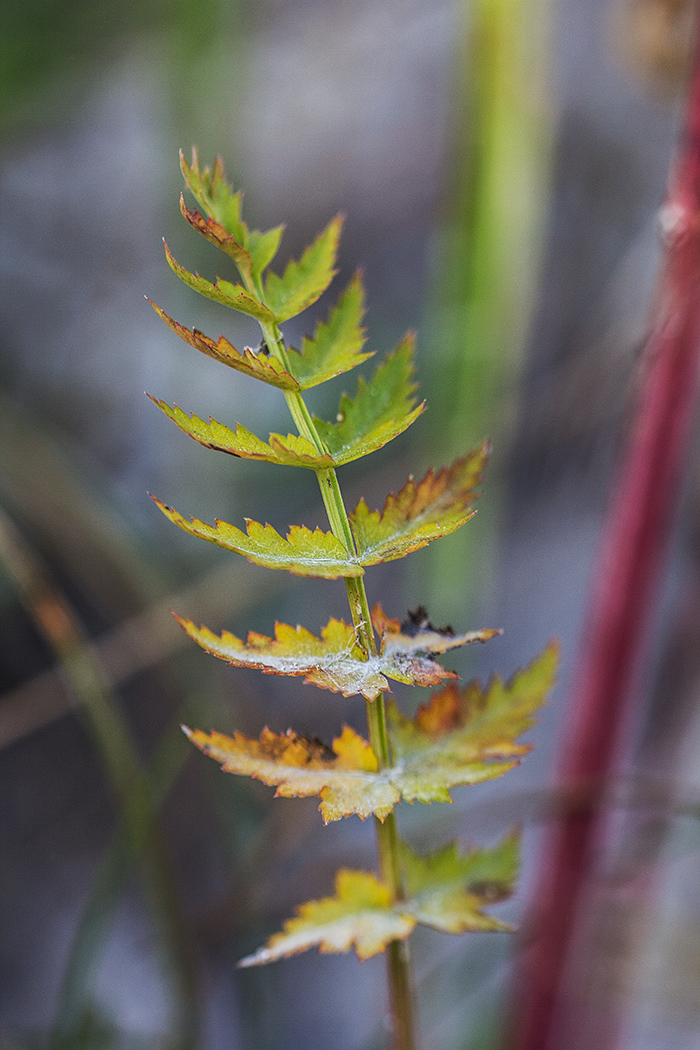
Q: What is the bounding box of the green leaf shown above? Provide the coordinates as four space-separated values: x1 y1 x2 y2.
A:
286 272 373 389
401 834 520 934
163 241 274 324
148 302 299 390
180 151 246 240
238 835 518 965
249 225 286 278
147 394 423 472
148 398 333 468
386 642 559 804
264 215 343 321
150 497 363 578
150 445 492 577
313 335 425 465
408 833 521 903
180 149 284 278
349 443 489 563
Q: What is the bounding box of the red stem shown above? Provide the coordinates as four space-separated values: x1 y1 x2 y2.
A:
509 28 700 1050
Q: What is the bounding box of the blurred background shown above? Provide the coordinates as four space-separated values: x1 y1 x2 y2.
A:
1 0 699 1047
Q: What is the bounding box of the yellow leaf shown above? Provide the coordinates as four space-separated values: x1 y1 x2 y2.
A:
184 646 555 821
174 616 391 699
238 835 519 965
238 869 415 965
184 725 398 823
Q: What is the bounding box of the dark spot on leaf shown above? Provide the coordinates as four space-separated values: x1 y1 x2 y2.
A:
468 881 508 903
248 339 270 356
401 607 455 638
307 736 336 762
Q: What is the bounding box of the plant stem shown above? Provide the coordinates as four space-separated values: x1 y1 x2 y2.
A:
509 27 700 1050
257 308 418 1050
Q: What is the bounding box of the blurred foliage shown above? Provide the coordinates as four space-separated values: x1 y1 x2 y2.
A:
0 392 297 1046
421 0 553 624
0 507 198 1045
0 0 243 140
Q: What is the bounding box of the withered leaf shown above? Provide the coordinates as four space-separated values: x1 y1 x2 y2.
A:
174 616 391 699
372 603 501 658
184 643 556 820
238 834 519 966
174 610 483 699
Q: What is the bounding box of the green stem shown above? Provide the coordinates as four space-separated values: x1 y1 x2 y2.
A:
254 298 417 1050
